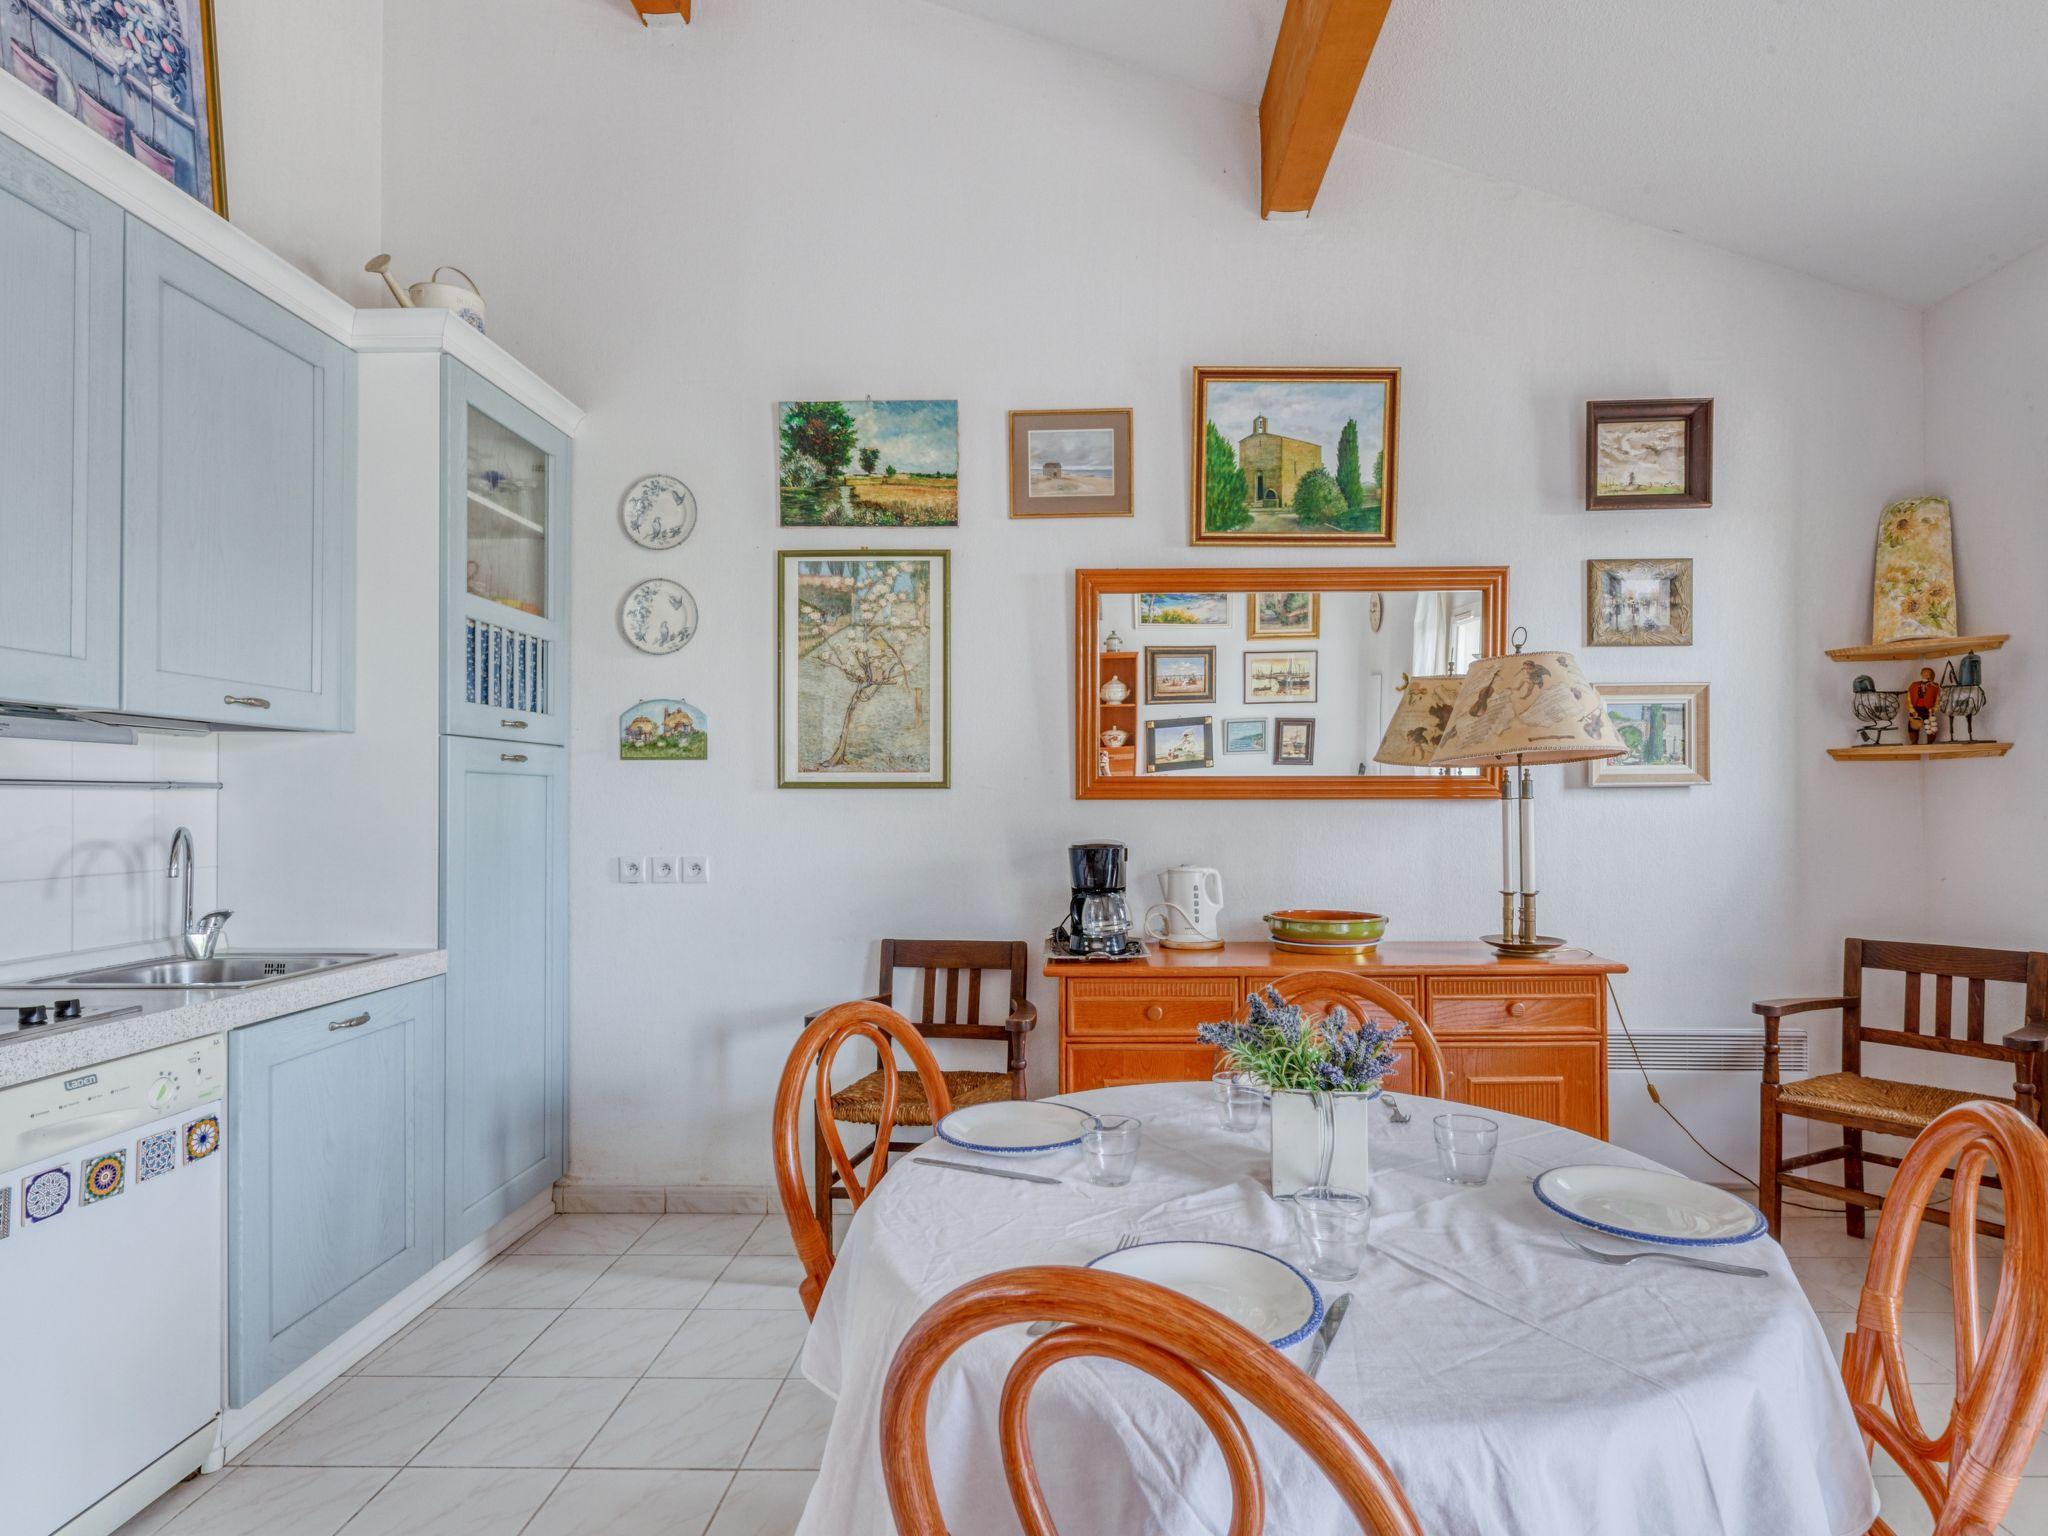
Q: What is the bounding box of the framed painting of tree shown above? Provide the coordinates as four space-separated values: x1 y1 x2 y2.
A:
778 400 958 526
777 551 951 788
1189 367 1400 547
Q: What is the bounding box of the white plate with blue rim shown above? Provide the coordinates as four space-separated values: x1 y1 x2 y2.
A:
1088 1240 1323 1348
935 1101 1093 1157
1533 1164 1767 1247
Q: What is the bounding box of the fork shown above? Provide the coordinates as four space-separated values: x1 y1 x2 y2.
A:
1382 1095 1411 1126
1562 1233 1766 1278
1029 1231 1141 1335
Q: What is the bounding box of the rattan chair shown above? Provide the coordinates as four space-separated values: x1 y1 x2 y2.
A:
1757 939 2048 1237
1269 971 1448 1097
807 939 1037 1257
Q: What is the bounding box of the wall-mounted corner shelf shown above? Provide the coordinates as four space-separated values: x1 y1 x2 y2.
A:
1827 741 2012 763
1824 633 2008 663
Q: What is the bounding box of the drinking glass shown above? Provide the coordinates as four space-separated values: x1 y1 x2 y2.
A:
1082 1115 1143 1186
1433 1113 1500 1186
1213 1071 1262 1134
1293 1185 1372 1281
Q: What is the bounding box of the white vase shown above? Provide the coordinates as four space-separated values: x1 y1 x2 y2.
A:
1270 1089 1375 1198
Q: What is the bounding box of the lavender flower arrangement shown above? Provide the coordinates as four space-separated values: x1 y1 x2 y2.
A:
1197 985 1408 1095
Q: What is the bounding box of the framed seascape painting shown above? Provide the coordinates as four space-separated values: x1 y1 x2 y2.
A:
778 400 958 527
1144 646 1216 705
778 551 949 788
1009 408 1131 518
1587 558 1693 646
1144 716 1214 773
3 0 227 213
1244 650 1318 704
1190 367 1399 546
1247 591 1319 640
1587 684 1709 786
1586 399 1713 510
1273 718 1316 766
1223 718 1267 755
1137 592 1230 627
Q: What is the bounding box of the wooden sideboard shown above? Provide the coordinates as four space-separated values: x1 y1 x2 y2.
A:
1045 942 1627 1139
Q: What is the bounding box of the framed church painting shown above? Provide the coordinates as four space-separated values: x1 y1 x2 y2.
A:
1189 367 1400 548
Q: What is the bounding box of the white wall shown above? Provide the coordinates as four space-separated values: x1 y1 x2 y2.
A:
374 0 1928 1187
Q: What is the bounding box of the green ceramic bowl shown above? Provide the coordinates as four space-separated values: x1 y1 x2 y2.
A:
1263 909 1389 947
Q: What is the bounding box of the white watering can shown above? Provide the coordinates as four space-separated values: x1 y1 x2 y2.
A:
364 255 489 335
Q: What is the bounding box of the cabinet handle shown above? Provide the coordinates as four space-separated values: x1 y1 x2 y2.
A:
501 719 529 729
1143 1005 1164 1022
223 695 271 710
328 1012 371 1032
1506 1001 1528 1018
501 753 528 763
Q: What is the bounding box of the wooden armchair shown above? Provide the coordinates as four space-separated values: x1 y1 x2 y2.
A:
1757 939 2048 1237
1269 971 1448 1098
807 939 1038 1258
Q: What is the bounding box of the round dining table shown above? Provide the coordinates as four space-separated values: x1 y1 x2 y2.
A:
793 1082 1881 1536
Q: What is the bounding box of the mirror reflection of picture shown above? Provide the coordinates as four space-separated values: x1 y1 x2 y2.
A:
1273 718 1316 766
1247 591 1320 639
1145 716 1214 773
1144 646 1217 704
1223 718 1267 754
1138 592 1230 627
1244 650 1318 703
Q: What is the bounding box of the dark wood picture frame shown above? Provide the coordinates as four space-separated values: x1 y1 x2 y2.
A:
1143 716 1215 773
1143 645 1217 705
1585 398 1713 510
1273 717 1316 766
1008 408 1132 518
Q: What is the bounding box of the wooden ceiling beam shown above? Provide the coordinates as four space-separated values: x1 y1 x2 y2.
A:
1259 0 1393 218
630 0 691 24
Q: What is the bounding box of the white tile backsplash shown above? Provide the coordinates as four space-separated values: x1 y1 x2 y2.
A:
0 734 221 969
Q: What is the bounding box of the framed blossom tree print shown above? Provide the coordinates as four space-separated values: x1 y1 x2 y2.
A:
778 551 950 788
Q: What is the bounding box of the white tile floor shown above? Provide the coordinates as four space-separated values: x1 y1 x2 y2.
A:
114 1208 2045 1535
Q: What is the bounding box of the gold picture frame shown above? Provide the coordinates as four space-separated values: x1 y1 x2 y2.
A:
1246 591 1320 640
1189 366 1399 547
1586 558 1693 646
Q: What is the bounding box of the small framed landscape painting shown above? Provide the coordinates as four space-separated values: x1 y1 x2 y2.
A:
1247 591 1320 640
620 698 707 761
1145 646 1216 705
1191 367 1399 547
1009 409 1131 518
1138 592 1230 627
1244 650 1318 704
1273 717 1316 766
1223 718 1267 754
1587 558 1693 646
1144 716 1214 773
1588 684 1709 786
778 551 949 788
778 400 958 527
1586 399 1713 510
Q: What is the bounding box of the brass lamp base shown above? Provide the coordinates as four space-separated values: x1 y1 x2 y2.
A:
1481 932 1567 957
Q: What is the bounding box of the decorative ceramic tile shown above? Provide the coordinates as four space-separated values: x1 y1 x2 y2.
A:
82 1150 126 1204
138 1128 178 1182
184 1114 222 1163
0 1184 10 1240
23 1165 70 1224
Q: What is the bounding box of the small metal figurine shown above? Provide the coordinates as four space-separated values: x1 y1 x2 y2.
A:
1904 665 1943 745
1938 651 1989 741
1851 674 1902 746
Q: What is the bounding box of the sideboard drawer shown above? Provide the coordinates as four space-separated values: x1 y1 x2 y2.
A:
1427 976 1601 1036
1067 977 1241 1039
1065 1041 1221 1091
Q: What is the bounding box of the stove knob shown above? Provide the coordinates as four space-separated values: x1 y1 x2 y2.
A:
16 1005 48 1029
149 1077 176 1108
53 998 82 1021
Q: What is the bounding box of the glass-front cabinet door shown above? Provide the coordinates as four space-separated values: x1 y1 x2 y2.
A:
443 360 570 745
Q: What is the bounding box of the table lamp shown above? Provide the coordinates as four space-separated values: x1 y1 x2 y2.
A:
1372 674 1465 770
1428 631 1625 956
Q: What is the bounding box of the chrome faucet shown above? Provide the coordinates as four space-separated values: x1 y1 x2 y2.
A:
167 826 233 960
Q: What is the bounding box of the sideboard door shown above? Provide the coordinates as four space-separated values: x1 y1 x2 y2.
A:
1444 1041 1603 1138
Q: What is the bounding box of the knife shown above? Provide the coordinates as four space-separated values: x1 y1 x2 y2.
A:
916 1157 1063 1187
1304 1292 1352 1379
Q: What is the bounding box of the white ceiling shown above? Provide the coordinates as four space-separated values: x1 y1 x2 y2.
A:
919 0 2048 307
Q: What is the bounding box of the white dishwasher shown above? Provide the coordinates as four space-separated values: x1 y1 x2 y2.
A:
0 1036 226 1536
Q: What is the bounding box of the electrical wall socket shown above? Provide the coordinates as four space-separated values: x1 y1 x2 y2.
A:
618 856 645 883
681 856 710 885
648 855 680 884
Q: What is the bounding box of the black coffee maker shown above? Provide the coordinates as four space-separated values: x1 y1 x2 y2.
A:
1051 842 1140 958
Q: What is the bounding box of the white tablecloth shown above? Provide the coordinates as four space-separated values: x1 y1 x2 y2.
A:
795 1083 1879 1536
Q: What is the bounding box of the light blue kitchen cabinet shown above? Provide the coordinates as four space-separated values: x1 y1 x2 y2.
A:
443 359 571 747
442 736 568 1248
122 216 357 731
227 979 445 1407
0 136 123 710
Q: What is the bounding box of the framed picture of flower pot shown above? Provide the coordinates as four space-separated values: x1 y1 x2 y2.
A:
1244 649 1318 704
1586 399 1713 510
1247 591 1320 640
1273 717 1316 766
1223 718 1268 754
1145 646 1216 704
1586 558 1693 646
1144 716 1214 773
1190 367 1399 547
1009 408 1132 518
778 551 949 788
1587 683 1709 786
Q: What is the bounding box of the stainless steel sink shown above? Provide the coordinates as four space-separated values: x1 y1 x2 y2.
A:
33 950 396 990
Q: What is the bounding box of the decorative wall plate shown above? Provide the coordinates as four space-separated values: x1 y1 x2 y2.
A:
83 1151 125 1204
138 1129 178 1182
23 1166 70 1223
621 697 707 760
621 579 699 654
184 1115 221 1163
622 474 698 550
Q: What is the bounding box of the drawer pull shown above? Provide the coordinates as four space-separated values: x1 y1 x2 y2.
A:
502 719 529 729
327 1012 371 1032
223 695 271 710
1143 1005 1165 1022
1506 1001 1528 1018
501 753 528 763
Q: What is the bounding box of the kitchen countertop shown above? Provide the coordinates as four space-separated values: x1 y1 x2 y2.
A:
0 949 449 1089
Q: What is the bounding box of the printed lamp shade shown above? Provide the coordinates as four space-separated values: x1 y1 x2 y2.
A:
1431 650 1627 766
1373 674 1465 766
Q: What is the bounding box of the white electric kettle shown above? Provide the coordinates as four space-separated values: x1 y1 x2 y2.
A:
1145 865 1225 950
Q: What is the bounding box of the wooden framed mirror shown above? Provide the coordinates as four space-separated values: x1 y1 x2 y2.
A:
1075 566 1508 800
